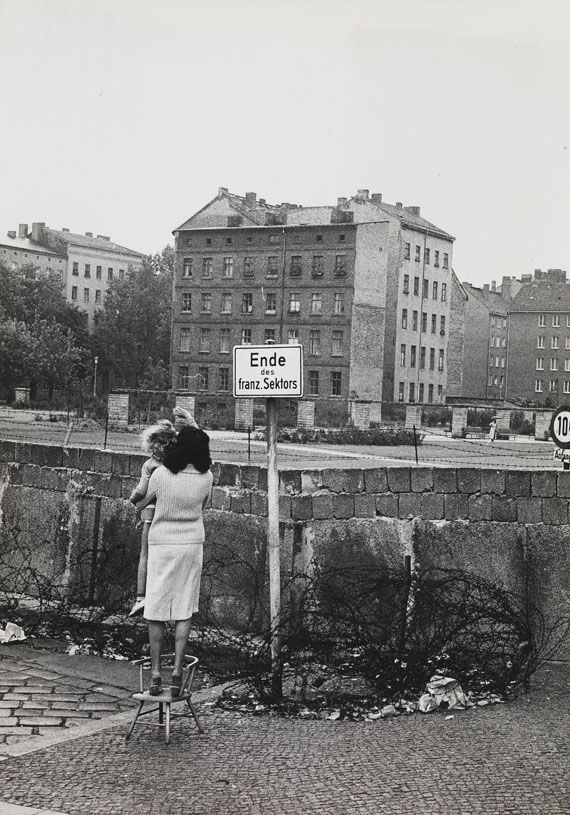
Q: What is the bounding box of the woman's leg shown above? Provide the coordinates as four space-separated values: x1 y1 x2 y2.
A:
136 524 150 597
172 617 192 678
148 620 165 679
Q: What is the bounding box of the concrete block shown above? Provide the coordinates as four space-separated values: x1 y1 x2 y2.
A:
279 471 302 494
291 495 313 520
387 468 411 493
0 440 16 462
516 497 542 524
399 493 423 518
480 470 505 494
492 497 518 522
526 525 570 659
211 486 231 511
531 471 557 497
210 461 222 484
73 471 122 498
15 442 62 468
541 498 568 526
505 471 531 497
410 467 433 493
433 469 457 493
258 468 268 492
557 471 570 497
218 463 240 487
457 468 481 495
231 492 252 514
312 517 407 576
375 493 399 518
444 494 469 520
469 494 493 521
279 495 291 521
333 494 355 519
364 468 388 493
421 493 444 519
250 492 268 516
92 450 115 474
110 452 131 476
321 469 364 493
301 470 322 493
239 465 260 489
354 493 377 518
128 453 148 477
312 493 334 519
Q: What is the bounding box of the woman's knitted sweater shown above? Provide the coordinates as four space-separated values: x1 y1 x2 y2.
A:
136 464 213 545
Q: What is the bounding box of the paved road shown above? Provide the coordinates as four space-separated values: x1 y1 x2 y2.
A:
0 640 568 815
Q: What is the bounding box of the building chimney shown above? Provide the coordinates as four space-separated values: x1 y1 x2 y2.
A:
7 230 16 239
97 234 110 241
395 202 403 209
62 228 69 233
258 198 266 206
370 193 383 203
405 205 421 217
491 281 496 291
483 284 490 292
18 223 28 239
85 232 93 237
337 197 347 207
31 222 45 241
218 186 228 195
356 188 369 200
244 192 257 207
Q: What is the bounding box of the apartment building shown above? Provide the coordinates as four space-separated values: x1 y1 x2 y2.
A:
1 222 143 329
171 187 456 419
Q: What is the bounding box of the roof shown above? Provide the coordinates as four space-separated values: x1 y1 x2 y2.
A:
463 283 508 314
0 234 64 256
175 189 286 232
351 198 454 240
44 228 142 257
509 282 570 313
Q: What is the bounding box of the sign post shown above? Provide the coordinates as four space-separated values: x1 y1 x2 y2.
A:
550 405 570 469
233 344 303 698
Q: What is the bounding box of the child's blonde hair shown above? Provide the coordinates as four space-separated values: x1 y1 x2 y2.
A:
140 423 177 461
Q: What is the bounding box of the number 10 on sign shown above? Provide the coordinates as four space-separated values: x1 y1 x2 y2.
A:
550 406 570 448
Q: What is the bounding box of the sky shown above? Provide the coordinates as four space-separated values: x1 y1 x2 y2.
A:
0 0 569 288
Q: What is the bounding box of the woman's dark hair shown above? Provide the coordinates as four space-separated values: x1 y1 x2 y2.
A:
163 427 212 474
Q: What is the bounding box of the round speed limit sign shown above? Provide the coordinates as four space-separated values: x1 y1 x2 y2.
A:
550 406 570 449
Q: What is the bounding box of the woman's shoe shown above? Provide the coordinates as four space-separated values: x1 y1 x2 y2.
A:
148 676 162 696
129 597 145 618
170 674 183 698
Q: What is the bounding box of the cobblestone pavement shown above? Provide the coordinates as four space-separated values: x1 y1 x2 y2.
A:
0 656 568 815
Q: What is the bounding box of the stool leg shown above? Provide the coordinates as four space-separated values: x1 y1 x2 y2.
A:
165 703 171 744
158 702 164 724
187 700 205 734
125 701 145 742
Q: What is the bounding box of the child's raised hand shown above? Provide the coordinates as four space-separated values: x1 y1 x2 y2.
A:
173 406 198 429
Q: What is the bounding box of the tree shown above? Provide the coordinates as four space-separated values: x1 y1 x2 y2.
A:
0 316 35 393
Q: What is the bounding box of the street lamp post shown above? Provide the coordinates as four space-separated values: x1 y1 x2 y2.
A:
93 356 99 397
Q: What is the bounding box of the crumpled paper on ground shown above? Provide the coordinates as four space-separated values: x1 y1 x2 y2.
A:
0 622 26 644
418 674 472 713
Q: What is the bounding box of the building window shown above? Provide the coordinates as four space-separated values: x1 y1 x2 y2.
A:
334 255 347 276
403 274 409 294
219 368 229 392
552 336 560 349
267 256 279 277
206 237 212 246
96 266 102 279
221 292 232 314
404 243 410 260
536 358 544 370
537 336 545 348
437 384 443 402
72 262 79 276
538 315 546 327
421 312 428 332
431 314 437 334
412 310 418 331
84 264 91 278
401 308 408 329
289 292 300 313
535 379 543 392
178 366 190 389
330 371 342 396
311 255 324 277
410 345 417 368
565 359 570 372
418 383 425 403
502 337 506 347
201 293 212 313
316 234 323 243
333 292 345 315
332 330 343 356
422 279 429 299
415 245 421 262
438 349 445 371
440 316 446 335
180 327 191 351
290 256 302 277
119 269 125 281
339 234 346 242
243 257 254 277
202 258 213 278
265 328 276 343
288 329 299 344
441 283 447 302
182 292 192 312
564 381 570 394
292 234 301 244
553 315 561 327
430 348 435 370
434 250 440 268
409 382 415 402
420 346 426 369
83 288 89 302
108 268 113 281
398 382 405 402
500 357 505 368
413 276 419 296
400 344 406 366
199 328 211 353
425 248 430 265
428 384 434 403
95 289 101 304
219 329 231 354
241 328 252 344
268 234 281 245
183 258 193 278
495 356 500 367
431 281 438 300
311 293 322 314
198 367 209 391
309 329 321 355
550 379 558 392
225 237 233 245
550 358 558 371
266 292 277 313
242 292 253 314
443 253 449 269
491 315 496 327
71 286 78 300
308 370 319 396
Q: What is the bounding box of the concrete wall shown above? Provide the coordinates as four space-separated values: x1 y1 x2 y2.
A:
0 440 568 658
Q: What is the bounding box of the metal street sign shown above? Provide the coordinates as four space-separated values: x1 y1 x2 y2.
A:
550 405 570 449
233 344 303 398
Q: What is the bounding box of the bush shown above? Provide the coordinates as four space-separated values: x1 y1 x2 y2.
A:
274 427 421 446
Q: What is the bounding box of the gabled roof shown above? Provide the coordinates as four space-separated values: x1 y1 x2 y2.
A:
463 282 508 314
174 189 285 232
509 282 570 312
0 233 64 256
45 228 142 257
350 197 454 240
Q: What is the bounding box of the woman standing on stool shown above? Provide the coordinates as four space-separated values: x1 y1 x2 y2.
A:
136 426 213 696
